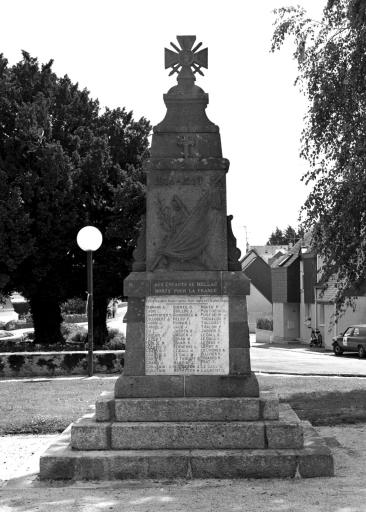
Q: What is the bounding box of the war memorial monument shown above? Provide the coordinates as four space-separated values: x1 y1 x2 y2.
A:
40 36 334 480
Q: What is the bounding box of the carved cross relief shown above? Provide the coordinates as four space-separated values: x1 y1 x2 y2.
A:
177 135 196 158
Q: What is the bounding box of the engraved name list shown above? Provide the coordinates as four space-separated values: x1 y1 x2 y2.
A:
145 296 229 375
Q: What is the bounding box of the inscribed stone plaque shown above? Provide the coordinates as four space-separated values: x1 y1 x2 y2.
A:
152 280 220 295
145 295 229 375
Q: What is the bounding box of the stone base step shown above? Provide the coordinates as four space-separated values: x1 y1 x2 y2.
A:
114 374 259 398
95 392 279 422
40 422 334 480
71 414 303 451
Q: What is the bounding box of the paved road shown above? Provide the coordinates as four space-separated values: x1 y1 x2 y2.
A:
106 305 127 335
251 337 366 376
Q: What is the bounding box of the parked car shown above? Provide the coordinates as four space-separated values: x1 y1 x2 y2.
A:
332 325 366 358
0 330 26 344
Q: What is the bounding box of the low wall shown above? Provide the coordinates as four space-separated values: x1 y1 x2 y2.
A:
0 350 124 378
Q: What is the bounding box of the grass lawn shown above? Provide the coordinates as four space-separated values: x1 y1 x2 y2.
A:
0 376 116 434
1 374 366 434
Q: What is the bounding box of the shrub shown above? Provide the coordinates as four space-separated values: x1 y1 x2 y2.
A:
70 329 88 344
24 312 33 324
61 323 79 338
33 342 66 352
256 317 273 331
61 298 86 315
0 324 125 352
4 320 17 331
61 323 87 345
103 328 126 350
0 341 35 352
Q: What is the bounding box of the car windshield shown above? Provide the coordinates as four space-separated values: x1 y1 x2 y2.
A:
343 327 354 336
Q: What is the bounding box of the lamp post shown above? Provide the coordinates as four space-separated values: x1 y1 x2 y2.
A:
76 226 103 377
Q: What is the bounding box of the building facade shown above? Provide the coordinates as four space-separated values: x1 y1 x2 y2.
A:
240 249 273 332
272 235 366 349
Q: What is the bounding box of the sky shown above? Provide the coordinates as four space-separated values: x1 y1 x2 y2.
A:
1 0 325 251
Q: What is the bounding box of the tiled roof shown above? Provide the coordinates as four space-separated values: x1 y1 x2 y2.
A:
240 249 272 303
240 249 259 271
248 245 290 264
272 246 299 268
271 231 314 269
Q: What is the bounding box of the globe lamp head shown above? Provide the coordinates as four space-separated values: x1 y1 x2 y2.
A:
77 226 103 252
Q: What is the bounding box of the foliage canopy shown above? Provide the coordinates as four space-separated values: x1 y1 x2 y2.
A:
272 0 366 309
0 51 151 343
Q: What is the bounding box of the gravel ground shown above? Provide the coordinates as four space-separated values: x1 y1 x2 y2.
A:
0 434 58 483
0 424 365 511
0 372 365 510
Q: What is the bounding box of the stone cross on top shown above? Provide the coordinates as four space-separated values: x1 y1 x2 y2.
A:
165 35 208 82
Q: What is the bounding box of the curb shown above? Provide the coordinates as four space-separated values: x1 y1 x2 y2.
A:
255 371 366 378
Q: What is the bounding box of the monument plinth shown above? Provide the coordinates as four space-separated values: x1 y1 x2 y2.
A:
40 36 334 480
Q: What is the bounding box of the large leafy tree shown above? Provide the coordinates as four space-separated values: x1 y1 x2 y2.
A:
0 53 81 342
71 109 150 344
0 52 150 344
271 0 366 309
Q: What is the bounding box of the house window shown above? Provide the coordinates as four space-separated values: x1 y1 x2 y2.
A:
319 303 325 326
278 254 292 267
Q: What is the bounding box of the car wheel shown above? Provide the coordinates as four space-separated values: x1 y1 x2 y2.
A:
358 345 366 358
333 344 343 356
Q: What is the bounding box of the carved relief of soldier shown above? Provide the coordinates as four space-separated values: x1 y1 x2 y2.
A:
152 175 225 271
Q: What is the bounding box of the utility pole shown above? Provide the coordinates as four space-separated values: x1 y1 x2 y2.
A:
243 225 249 253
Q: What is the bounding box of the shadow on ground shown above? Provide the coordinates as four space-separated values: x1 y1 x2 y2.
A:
1 424 366 512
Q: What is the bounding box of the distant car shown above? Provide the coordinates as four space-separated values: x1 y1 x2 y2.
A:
332 325 366 358
0 330 26 344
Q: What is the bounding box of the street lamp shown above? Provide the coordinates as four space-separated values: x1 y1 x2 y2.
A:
76 226 103 377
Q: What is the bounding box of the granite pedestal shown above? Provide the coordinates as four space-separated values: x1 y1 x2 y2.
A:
40 396 333 479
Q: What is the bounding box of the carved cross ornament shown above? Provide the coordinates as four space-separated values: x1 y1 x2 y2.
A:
165 35 208 80
177 135 195 158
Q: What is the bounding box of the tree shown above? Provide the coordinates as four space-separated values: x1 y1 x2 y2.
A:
267 227 285 245
0 53 81 342
271 0 366 310
70 109 150 344
267 225 302 245
0 52 151 344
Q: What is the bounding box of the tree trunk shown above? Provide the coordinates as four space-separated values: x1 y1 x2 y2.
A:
93 295 109 347
30 294 63 345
